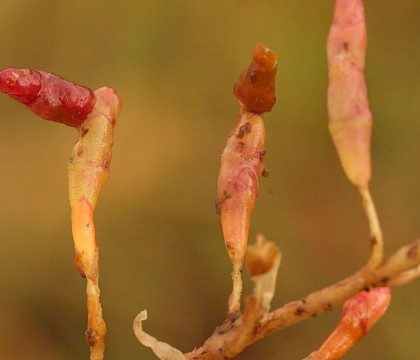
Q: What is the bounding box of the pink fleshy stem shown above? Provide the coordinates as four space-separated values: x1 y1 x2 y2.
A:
327 0 383 270
217 44 277 315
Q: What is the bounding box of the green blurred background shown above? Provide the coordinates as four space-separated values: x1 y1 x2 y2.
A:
0 1 419 359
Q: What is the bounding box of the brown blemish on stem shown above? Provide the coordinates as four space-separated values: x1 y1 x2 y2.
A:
215 200 222 216
324 302 333 312
370 235 377 248
215 189 232 216
294 306 309 316
235 141 246 152
261 168 270 177
81 127 89 137
380 276 390 285
86 328 97 347
236 122 252 139
74 251 86 278
76 147 84 157
407 242 418 259
343 41 349 51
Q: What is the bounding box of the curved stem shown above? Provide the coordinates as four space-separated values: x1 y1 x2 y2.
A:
72 198 106 360
359 186 384 270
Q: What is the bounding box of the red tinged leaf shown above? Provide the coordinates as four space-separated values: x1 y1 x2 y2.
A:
234 43 278 115
0 67 95 127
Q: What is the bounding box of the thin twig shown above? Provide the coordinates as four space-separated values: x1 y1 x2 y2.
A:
254 238 419 342
182 238 420 360
359 186 384 270
388 265 420 287
134 238 420 360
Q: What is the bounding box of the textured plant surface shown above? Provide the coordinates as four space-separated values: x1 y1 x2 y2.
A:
0 0 418 359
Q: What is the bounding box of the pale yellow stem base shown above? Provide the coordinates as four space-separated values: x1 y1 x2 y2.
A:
359 186 384 270
228 262 243 316
71 198 106 360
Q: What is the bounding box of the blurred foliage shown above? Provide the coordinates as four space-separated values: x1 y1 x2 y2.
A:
0 1 419 359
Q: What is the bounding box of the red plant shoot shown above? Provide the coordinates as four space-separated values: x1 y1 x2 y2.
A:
217 43 277 314
0 67 95 127
0 67 122 360
305 287 391 360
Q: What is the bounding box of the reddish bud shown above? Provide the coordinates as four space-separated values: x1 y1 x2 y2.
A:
341 287 391 333
307 287 391 360
0 68 95 127
234 43 278 114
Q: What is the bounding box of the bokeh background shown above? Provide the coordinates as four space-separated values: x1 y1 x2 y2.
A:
0 1 419 359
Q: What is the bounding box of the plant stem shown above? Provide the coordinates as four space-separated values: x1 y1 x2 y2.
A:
359 186 384 270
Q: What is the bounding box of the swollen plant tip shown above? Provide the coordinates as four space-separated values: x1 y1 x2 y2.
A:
0 67 121 360
217 43 278 315
327 0 371 189
305 288 391 360
327 0 384 270
0 67 96 127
